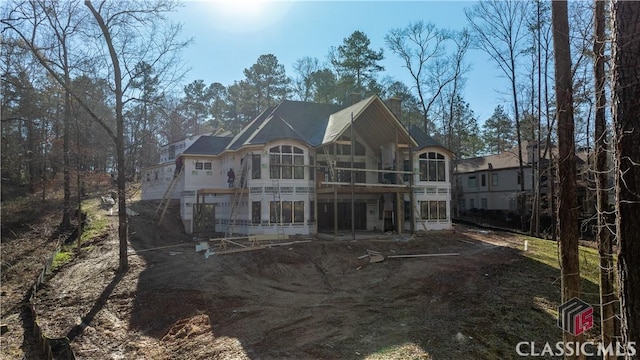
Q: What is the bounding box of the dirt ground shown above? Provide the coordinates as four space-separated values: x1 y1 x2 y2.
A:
2 185 560 360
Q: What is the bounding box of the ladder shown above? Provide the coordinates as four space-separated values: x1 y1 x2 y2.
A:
271 175 286 240
322 146 336 182
226 155 251 238
156 166 184 225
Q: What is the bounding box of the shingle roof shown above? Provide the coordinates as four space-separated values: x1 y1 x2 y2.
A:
247 115 307 145
226 106 276 150
194 96 450 155
455 141 558 173
181 135 233 156
455 152 521 173
225 101 346 150
408 124 448 151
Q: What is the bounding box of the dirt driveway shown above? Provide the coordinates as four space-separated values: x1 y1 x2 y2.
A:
10 197 558 359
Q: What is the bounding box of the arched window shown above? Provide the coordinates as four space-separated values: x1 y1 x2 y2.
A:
419 152 446 182
270 145 304 179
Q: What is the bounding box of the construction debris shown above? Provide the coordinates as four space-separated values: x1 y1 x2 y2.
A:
196 237 311 258
359 250 460 263
387 253 459 259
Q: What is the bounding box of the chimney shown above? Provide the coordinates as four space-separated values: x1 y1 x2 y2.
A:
386 97 402 121
348 92 362 105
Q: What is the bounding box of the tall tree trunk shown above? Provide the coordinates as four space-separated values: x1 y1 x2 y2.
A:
593 0 617 355
552 1 582 356
510 58 526 232
61 77 72 229
86 0 128 272
611 0 640 352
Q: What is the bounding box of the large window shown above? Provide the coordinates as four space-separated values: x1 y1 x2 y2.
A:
270 201 305 224
294 201 304 223
252 154 261 179
252 201 261 224
419 152 446 182
270 145 304 179
420 201 448 220
270 201 280 223
282 201 292 223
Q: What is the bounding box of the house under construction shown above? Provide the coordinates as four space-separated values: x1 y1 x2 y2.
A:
141 95 453 237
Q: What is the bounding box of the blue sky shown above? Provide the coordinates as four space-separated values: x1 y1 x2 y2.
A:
170 1 509 123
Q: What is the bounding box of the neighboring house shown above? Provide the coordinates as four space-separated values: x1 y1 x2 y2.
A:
142 95 453 235
454 141 596 225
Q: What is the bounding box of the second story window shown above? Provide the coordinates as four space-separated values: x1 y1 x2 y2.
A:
252 153 261 179
468 175 477 188
419 152 446 182
270 145 304 179
491 173 499 186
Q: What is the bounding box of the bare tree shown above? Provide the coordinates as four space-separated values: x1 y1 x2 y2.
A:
385 21 469 134
84 0 189 272
2 0 89 229
3 0 189 272
465 0 533 230
593 0 617 354
552 1 582 356
292 56 321 102
610 0 640 351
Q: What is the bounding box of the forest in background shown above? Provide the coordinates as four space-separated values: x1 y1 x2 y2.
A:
1 1 639 358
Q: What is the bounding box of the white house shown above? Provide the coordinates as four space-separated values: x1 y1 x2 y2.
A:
142 95 453 235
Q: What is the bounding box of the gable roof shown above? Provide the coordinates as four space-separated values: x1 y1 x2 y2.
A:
181 135 233 156
203 95 449 155
322 96 417 150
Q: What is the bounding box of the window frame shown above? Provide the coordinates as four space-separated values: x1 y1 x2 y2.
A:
252 201 261 224
468 175 477 188
491 173 499 186
269 145 305 180
420 200 448 221
419 152 446 182
294 201 304 223
252 154 261 179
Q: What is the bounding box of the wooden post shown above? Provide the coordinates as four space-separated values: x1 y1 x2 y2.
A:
334 186 338 236
396 191 403 234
